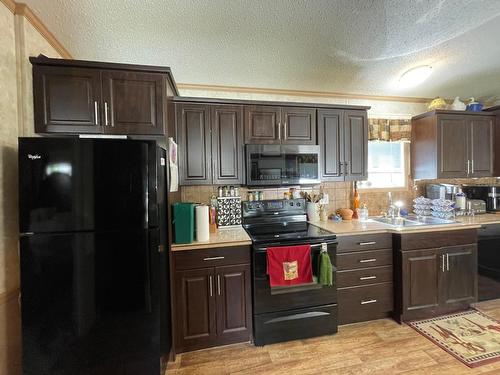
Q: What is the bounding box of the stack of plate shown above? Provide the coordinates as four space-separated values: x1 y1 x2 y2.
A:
413 197 432 216
431 199 455 219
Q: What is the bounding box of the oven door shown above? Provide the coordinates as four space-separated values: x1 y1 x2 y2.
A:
246 145 320 186
253 241 337 314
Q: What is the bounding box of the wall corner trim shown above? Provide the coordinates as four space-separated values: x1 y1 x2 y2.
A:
1 0 73 59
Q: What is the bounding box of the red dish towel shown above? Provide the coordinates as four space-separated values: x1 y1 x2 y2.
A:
267 244 313 287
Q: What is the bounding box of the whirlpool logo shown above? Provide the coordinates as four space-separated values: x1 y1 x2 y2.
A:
28 154 41 160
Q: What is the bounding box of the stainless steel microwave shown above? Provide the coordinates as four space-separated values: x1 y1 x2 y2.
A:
245 144 320 186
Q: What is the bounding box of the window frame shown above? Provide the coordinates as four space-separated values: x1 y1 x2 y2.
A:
358 141 410 192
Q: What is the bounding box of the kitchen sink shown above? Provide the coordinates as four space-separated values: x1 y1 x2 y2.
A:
371 215 456 227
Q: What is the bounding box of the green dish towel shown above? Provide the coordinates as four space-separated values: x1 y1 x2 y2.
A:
318 251 333 286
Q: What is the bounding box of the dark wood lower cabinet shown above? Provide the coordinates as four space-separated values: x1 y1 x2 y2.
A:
216 265 252 343
394 230 478 322
172 247 252 353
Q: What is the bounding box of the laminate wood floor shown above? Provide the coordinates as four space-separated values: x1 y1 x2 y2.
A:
166 299 500 375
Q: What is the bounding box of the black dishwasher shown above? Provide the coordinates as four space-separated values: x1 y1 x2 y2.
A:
477 224 500 301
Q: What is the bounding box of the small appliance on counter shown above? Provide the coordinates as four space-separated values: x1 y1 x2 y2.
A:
426 183 460 200
467 199 487 214
462 185 500 213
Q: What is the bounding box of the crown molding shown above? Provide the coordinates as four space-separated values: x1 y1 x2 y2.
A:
0 0 15 13
177 83 433 104
1 0 72 58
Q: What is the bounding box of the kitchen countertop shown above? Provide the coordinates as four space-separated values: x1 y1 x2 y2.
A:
311 216 489 236
170 226 252 251
170 214 500 251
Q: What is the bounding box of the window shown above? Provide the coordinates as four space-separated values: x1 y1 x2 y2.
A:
358 141 408 190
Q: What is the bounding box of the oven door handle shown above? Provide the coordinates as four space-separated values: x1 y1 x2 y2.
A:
253 242 334 253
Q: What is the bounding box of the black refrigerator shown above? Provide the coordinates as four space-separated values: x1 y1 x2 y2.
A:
18 137 171 375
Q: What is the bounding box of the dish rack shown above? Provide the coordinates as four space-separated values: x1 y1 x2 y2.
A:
216 196 242 228
413 196 455 219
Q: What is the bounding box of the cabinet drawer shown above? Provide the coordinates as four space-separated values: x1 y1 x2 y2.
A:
338 283 393 324
173 246 251 270
337 249 392 270
395 229 477 251
337 266 393 288
337 233 392 253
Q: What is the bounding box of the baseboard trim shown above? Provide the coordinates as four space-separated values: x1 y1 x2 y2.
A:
0 288 20 306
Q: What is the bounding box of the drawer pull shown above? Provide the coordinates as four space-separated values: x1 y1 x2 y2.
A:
358 241 376 246
360 299 378 305
359 258 377 263
203 256 225 261
360 276 377 281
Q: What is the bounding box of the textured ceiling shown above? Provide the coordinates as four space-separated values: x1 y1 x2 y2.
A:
22 0 500 100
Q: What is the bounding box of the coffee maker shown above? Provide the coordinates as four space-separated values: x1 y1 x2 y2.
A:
462 185 500 213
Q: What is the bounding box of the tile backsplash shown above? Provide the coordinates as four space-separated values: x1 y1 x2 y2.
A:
180 177 500 217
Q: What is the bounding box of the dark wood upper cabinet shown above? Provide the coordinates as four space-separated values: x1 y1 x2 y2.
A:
31 56 177 136
469 117 494 177
281 107 316 144
176 103 212 185
317 109 368 182
344 110 368 181
33 65 103 133
215 264 252 343
244 106 281 144
411 111 495 179
317 110 343 181
174 268 216 353
211 106 244 184
102 71 164 135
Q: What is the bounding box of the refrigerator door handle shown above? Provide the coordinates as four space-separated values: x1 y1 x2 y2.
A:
20 232 34 237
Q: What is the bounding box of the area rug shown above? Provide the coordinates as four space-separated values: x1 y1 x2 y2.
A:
408 310 500 368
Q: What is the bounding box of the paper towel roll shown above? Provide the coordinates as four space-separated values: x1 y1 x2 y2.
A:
195 205 210 242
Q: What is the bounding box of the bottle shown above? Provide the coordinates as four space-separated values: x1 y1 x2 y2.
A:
352 182 360 219
455 188 466 211
209 196 218 233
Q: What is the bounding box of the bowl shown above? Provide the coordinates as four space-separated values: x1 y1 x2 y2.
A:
337 208 353 221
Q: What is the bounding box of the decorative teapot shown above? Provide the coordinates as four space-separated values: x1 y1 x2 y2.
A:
451 97 466 111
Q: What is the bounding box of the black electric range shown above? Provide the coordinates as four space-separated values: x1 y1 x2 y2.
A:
242 198 338 346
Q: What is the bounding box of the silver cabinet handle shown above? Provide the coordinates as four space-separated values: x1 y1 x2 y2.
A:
339 161 343 175
277 122 281 140
217 274 221 295
442 254 445 272
104 102 110 126
467 160 470 175
471 159 474 174
361 299 377 305
283 122 287 139
203 256 225 261
359 241 376 246
447 253 450 271
360 276 377 281
359 258 376 263
94 101 99 125
209 275 213 297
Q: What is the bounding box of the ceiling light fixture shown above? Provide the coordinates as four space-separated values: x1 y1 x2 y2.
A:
399 65 433 88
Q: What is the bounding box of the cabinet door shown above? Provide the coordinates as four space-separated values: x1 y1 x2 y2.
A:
440 244 477 306
176 103 212 185
281 107 316 144
437 115 469 178
211 106 244 184
32 65 102 133
215 264 252 344
102 70 164 135
244 106 281 144
469 117 494 177
317 109 344 181
174 268 216 353
344 110 368 181
402 249 440 314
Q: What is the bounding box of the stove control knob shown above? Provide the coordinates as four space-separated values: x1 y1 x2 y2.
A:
289 202 294 206
296 202 301 207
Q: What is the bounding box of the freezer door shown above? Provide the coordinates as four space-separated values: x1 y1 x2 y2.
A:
20 231 159 375
19 138 148 233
